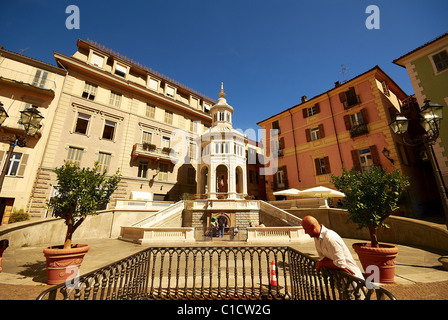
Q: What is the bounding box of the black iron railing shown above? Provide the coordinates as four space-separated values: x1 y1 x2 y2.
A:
36 246 395 300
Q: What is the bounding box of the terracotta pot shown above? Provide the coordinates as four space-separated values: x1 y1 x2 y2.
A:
43 244 90 285
352 243 398 284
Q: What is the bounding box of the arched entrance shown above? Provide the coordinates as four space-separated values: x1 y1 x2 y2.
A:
216 164 228 197
199 166 209 195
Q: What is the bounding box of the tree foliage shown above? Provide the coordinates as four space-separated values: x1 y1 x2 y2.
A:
330 166 409 247
47 162 121 249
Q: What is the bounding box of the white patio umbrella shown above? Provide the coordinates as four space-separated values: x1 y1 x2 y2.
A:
298 186 345 198
273 188 302 196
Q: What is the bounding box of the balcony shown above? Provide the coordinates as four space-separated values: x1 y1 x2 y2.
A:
0 66 56 95
131 143 178 163
350 123 369 138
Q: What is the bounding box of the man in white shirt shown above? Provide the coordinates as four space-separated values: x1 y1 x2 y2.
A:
301 215 364 279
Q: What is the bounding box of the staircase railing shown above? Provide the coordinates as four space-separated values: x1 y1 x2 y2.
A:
36 246 395 300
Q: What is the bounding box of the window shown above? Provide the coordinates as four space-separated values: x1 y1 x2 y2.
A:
67 147 84 166
166 86 175 98
314 157 331 175
358 148 373 172
158 163 168 181
146 104 155 118
339 87 360 109
189 142 196 162
148 78 158 91
310 127 320 141
345 109 369 138
350 112 364 126
302 103 320 118
276 169 285 187
248 147 257 164
98 152 111 173
306 124 325 142
272 120 280 135
142 131 152 144
138 161 148 178
32 69 48 88
91 53 104 68
204 103 211 113
74 113 91 135
82 82 97 100
5 153 27 176
109 91 122 107
164 111 173 124
114 64 127 77
102 120 116 140
190 120 198 133
162 136 170 148
432 50 448 72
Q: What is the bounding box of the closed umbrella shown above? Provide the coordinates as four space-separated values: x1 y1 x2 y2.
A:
273 188 302 196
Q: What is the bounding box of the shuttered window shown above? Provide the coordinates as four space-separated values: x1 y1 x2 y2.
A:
432 50 448 72
67 147 84 166
91 53 104 68
97 152 111 173
5 153 28 177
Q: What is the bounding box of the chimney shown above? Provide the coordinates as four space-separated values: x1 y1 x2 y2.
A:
301 96 308 103
334 81 342 88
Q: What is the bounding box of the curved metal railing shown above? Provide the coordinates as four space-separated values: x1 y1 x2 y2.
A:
36 246 395 300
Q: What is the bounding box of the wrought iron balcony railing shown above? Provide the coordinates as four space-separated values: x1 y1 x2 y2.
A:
37 246 395 300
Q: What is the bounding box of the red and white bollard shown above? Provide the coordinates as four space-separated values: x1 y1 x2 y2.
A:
270 260 277 287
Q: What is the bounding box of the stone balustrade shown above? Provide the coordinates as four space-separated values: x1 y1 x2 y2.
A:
120 226 195 244
246 226 307 243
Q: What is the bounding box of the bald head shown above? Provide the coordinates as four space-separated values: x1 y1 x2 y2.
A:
302 215 321 238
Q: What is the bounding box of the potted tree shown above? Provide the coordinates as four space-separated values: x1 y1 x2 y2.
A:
330 166 409 283
44 161 121 285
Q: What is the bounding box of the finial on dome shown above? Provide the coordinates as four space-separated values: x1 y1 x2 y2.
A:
218 82 226 98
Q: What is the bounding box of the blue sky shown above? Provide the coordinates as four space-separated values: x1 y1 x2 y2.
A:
1 0 447 136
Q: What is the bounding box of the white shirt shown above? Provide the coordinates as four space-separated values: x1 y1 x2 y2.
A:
314 225 364 279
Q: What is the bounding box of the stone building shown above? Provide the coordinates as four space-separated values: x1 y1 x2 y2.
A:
0 46 66 224
27 39 215 218
257 65 442 219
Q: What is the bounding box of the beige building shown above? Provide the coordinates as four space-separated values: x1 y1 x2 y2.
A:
28 39 214 218
0 46 66 224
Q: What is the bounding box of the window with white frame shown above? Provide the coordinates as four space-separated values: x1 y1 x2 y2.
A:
138 161 148 178
109 91 122 107
102 120 116 140
310 127 320 141
307 105 317 117
166 86 175 98
350 112 364 126
114 64 127 77
148 78 158 91
358 148 373 172
82 82 98 100
162 136 171 148
6 153 23 176
74 113 91 135
91 52 104 68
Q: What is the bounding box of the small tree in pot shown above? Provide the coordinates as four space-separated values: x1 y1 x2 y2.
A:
330 166 409 283
44 161 121 284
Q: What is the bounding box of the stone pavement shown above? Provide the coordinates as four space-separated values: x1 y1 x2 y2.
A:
0 237 447 300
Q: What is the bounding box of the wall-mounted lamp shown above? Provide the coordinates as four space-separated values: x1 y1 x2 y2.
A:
382 147 394 164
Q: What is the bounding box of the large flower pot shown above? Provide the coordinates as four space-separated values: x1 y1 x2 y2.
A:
43 244 90 285
352 243 398 284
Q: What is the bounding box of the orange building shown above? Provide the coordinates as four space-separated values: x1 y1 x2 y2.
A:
258 66 441 218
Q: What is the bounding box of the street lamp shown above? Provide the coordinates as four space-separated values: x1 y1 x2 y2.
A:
0 103 44 192
389 97 447 228
0 103 8 127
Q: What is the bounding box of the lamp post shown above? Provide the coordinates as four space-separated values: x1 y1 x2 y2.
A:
0 104 44 192
389 97 448 229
